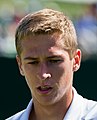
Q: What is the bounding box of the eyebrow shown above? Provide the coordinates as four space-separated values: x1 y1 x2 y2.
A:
24 55 61 60
24 57 38 60
47 55 61 59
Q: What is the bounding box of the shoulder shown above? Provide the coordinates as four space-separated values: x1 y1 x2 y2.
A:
82 98 97 119
73 88 97 119
5 110 25 120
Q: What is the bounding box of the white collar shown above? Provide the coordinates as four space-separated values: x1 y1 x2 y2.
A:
20 87 81 120
20 100 33 120
20 87 97 120
63 87 84 120
64 87 97 120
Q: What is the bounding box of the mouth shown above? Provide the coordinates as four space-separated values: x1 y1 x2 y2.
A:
37 85 53 94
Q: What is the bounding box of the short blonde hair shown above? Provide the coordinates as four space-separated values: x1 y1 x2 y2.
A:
15 8 78 58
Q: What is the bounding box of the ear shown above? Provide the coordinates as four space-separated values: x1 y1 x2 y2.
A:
73 49 81 72
16 55 24 76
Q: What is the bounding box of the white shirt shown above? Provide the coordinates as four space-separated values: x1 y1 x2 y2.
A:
6 88 97 120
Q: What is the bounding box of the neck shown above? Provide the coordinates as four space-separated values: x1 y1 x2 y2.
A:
29 88 73 120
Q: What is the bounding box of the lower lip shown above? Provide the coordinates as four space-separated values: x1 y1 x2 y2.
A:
37 88 53 95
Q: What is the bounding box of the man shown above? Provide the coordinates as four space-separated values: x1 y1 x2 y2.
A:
6 8 97 120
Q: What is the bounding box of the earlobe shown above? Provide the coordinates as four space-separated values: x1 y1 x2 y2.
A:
73 49 81 72
16 55 24 76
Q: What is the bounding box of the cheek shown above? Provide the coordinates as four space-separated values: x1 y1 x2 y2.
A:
53 63 73 83
51 64 66 82
23 64 36 75
22 65 36 86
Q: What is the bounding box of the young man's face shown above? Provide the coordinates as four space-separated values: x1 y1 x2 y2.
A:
16 32 81 106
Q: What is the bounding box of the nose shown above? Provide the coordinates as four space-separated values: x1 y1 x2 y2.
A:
37 63 51 81
42 73 51 78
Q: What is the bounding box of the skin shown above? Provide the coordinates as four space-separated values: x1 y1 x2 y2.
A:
16 32 81 120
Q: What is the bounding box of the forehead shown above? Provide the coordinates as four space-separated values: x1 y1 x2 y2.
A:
22 32 63 48
25 32 62 44
21 33 66 57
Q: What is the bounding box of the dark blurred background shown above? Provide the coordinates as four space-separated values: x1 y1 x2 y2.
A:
0 0 97 120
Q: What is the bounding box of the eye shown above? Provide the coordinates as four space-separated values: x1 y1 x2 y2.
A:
48 59 63 64
28 61 39 65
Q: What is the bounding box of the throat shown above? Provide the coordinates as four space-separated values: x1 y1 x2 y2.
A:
29 87 73 120
29 102 69 120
